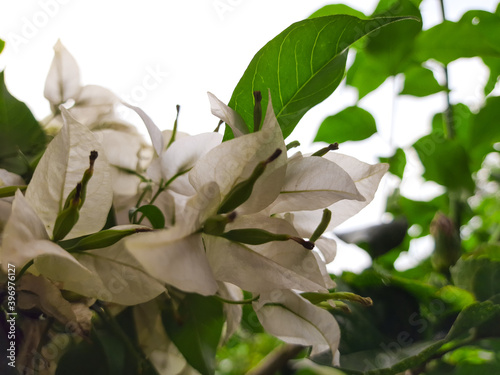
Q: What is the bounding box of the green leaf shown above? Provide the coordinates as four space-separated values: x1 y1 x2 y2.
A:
346 52 389 99
338 339 446 375
380 148 406 179
365 0 422 75
446 299 500 341
451 245 500 302
161 293 224 375
0 39 4 54
482 57 500 95
468 96 500 166
400 65 445 97
129 204 165 229
0 71 46 175
314 106 377 143
413 136 474 193
336 299 500 374
228 15 417 139
415 10 500 65
56 334 108 375
309 5 367 20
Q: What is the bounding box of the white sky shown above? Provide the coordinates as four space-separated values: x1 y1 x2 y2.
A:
0 0 498 273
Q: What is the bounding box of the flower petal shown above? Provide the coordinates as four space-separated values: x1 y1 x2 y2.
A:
25 109 113 239
44 40 81 107
291 155 389 236
122 102 164 157
254 290 340 362
205 234 327 293
70 239 166 305
207 92 248 137
189 95 286 214
126 230 218 296
268 155 364 214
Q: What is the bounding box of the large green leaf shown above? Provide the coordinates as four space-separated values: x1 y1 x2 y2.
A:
314 106 377 144
309 5 367 20
228 15 416 139
0 71 46 175
162 293 224 375
415 10 500 65
413 136 474 193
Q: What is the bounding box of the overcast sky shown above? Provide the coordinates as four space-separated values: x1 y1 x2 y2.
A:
1 0 498 272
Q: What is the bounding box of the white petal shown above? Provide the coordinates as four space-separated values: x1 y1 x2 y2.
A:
71 239 166 305
254 290 340 362
218 282 243 343
154 132 223 195
69 84 118 126
1 190 50 270
189 96 286 214
315 237 337 264
207 92 248 137
122 102 164 157
25 109 113 239
44 40 81 106
0 169 24 187
126 230 218 296
268 156 364 214
204 235 327 293
225 215 328 288
291 155 389 236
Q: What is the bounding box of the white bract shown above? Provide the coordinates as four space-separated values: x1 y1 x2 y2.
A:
0 112 165 305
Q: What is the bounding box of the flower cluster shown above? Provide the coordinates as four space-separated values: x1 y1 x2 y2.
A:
0 42 388 374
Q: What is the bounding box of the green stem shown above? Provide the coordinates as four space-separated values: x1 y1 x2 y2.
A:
15 260 34 281
136 169 191 225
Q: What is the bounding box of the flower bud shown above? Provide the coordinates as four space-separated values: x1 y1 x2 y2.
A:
64 228 151 252
218 148 282 214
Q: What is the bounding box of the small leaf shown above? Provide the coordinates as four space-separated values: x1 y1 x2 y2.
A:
413 136 474 193
228 15 416 139
400 65 445 97
379 148 406 179
0 39 4 54
314 106 377 144
161 293 224 375
129 204 165 229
